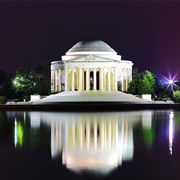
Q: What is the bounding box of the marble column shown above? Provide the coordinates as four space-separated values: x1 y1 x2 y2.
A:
51 69 54 92
108 67 111 91
126 68 128 91
100 68 104 91
65 67 69 91
128 69 132 83
114 67 117 91
129 69 132 82
54 70 57 92
78 68 82 91
103 69 106 91
71 68 75 91
121 68 124 91
86 68 90 91
93 68 97 91
58 69 61 92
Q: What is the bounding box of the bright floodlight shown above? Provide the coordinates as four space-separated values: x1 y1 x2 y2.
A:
169 80 173 84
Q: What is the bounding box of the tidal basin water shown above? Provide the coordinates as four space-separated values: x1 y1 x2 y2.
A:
0 109 180 180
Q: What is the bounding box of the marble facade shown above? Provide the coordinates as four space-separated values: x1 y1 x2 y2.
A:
51 40 133 93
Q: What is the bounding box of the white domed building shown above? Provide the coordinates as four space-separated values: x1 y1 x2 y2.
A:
31 40 150 103
51 40 133 93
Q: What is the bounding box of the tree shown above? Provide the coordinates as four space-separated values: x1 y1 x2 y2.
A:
128 75 143 95
173 90 180 102
35 60 51 95
13 67 40 96
141 70 156 96
128 69 143 95
0 96 6 104
12 60 51 99
0 71 14 98
128 69 156 96
155 78 172 100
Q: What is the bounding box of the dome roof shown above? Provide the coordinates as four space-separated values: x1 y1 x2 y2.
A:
67 40 116 53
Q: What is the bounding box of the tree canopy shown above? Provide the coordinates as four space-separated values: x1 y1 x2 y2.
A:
128 69 156 96
13 67 40 94
12 62 51 99
173 90 180 102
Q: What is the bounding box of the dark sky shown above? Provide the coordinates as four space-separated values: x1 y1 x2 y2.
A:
1 0 180 79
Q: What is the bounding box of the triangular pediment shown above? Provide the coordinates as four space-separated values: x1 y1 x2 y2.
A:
66 55 117 63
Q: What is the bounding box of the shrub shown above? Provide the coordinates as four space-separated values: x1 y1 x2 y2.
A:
0 96 6 104
173 90 180 102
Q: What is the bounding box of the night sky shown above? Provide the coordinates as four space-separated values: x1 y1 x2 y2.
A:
1 0 180 79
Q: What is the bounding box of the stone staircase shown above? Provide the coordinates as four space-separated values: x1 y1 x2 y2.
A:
32 91 152 104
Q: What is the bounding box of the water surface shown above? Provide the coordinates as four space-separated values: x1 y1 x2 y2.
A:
0 110 180 180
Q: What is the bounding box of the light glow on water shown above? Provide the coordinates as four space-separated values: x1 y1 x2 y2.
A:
169 111 174 155
14 119 24 148
14 119 17 147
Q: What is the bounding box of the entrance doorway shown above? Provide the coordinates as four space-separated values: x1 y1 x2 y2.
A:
83 71 100 91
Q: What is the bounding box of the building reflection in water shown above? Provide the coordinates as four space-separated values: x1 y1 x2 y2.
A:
14 111 153 175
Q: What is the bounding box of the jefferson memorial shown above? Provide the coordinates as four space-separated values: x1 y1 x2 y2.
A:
51 40 133 93
32 40 150 103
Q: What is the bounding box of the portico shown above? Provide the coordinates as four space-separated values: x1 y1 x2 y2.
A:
64 66 118 91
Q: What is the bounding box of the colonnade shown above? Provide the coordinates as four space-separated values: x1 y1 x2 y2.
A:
65 67 118 92
51 67 132 93
51 69 62 92
121 68 132 91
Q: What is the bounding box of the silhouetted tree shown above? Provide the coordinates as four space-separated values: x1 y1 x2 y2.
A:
0 71 14 98
35 60 51 95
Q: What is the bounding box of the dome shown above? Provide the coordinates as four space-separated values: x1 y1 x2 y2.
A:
67 40 116 53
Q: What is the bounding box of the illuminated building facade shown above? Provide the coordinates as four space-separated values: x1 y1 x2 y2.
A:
51 40 133 93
